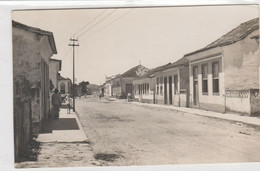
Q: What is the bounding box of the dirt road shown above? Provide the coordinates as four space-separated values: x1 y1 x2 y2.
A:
76 97 260 166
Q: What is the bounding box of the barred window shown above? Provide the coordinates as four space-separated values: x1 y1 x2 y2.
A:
212 62 219 94
174 75 178 95
202 64 208 94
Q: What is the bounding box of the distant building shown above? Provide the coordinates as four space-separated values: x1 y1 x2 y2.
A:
49 59 62 108
13 21 57 161
133 63 170 103
57 73 72 94
133 57 189 107
110 65 149 98
49 58 62 90
185 17 260 115
104 76 114 97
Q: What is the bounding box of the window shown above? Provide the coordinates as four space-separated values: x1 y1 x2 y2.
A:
138 84 141 95
147 83 149 94
212 62 219 94
60 83 66 94
174 75 178 95
202 64 208 94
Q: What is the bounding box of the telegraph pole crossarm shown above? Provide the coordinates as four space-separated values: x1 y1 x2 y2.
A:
68 38 79 112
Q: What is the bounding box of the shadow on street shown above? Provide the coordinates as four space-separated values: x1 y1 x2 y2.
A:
41 118 79 133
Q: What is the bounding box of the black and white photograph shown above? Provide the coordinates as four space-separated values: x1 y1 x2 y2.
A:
5 2 260 170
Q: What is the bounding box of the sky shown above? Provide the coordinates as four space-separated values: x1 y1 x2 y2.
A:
12 5 258 85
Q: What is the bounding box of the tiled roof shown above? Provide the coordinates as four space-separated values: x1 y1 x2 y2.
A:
138 63 172 79
185 17 259 56
162 57 189 70
121 65 149 77
13 20 57 54
136 57 188 79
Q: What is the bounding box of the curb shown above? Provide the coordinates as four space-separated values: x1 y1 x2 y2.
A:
104 97 260 128
131 102 260 128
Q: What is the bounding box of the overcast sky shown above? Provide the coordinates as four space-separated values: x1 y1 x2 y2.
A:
12 5 258 85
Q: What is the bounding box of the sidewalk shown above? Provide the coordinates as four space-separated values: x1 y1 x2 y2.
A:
105 97 260 127
37 108 88 143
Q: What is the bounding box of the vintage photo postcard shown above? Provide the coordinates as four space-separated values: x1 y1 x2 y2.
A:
11 4 260 169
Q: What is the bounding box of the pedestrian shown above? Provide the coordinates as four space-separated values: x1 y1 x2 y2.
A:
51 89 61 119
99 93 102 100
66 95 72 114
127 92 132 102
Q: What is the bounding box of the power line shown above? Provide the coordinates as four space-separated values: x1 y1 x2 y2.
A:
60 47 72 60
80 9 133 42
77 9 117 38
74 9 107 37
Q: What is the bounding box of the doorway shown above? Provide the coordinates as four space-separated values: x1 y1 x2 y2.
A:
193 66 199 107
169 76 172 105
164 77 167 104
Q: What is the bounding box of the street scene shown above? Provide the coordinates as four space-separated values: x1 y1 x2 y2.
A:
16 96 260 168
12 5 260 169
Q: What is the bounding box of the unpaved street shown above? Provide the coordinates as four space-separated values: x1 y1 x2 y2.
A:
76 97 260 166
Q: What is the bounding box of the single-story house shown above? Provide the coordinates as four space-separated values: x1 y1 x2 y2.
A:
184 17 260 116
13 21 57 161
110 65 149 98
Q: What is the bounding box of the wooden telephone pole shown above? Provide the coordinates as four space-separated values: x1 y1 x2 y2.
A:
69 38 79 112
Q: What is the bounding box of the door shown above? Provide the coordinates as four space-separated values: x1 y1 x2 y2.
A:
193 81 199 106
193 66 199 106
126 84 132 97
164 77 167 104
168 76 172 105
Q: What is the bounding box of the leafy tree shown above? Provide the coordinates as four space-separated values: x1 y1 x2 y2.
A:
79 81 90 95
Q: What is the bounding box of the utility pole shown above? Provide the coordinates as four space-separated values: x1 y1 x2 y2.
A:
69 38 79 112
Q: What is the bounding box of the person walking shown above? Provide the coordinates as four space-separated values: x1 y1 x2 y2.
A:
51 89 61 119
66 95 72 114
99 93 102 100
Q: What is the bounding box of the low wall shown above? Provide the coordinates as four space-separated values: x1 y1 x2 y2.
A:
225 89 258 116
250 89 260 116
134 94 154 104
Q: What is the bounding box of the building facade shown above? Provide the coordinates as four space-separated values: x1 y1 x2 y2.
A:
49 59 62 90
185 18 260 115
110 65 149 98
13 21 57 161
133 58 189 107
57 74 72 94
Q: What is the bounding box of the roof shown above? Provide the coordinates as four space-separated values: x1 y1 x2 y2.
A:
50 58 62 71
12 20 57 54
185 17 259 57
137 63 172 79
121 64 149 77
162 57 189 70
136 57 188 79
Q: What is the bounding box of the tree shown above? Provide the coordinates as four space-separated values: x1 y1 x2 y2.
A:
79 81 90 95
